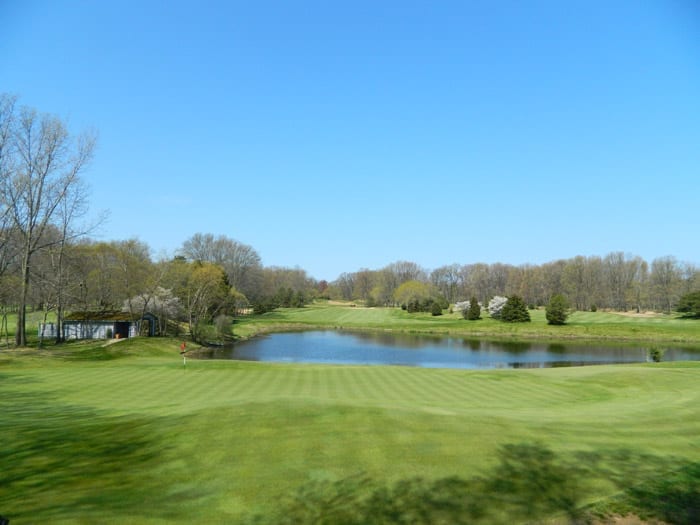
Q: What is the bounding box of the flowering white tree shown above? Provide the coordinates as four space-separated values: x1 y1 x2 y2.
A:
488 296 508 319
454 300 470 312
455 300 482 311
123 287 182 336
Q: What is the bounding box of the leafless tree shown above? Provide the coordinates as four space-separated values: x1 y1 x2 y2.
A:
0 95 96 345
0 95 19 285
334 272 355 301
180 232 262 299
650 256 682 313
430 264 462 303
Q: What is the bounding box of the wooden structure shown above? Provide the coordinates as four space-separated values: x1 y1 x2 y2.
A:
39 311 158 340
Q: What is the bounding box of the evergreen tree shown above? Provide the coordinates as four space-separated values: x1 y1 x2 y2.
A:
546 294 570 325
465 296 481 320
677 290 700 318
501 295 531 323
430 301 443 316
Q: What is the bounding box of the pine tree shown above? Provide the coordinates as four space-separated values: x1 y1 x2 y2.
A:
501 295 531 323
546 294 570 325
677 291 700 318
466 296 481 320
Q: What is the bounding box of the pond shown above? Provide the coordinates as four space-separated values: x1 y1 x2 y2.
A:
198 330 700 369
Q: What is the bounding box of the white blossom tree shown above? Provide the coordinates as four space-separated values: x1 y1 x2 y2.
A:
488 296 508 319
123 287 182 336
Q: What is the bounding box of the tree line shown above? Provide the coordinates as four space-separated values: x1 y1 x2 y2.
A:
2 94 698 346
330 255 700 315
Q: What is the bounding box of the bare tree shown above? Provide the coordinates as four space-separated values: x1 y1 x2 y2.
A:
430 264 462 304
0 95 18 280
334 272 355 301
463 263 491 305
353 269 375 302
650 256 682 313
181 233 262 299
603 253 633 311
38 173 102 342
378 261 427 304
0 97 18 343
0 96 96 346
114 239 155 320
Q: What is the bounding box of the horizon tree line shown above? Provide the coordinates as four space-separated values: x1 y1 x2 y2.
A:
331 254 699 315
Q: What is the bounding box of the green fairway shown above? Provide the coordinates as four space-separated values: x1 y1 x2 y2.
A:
1 338 699 523
234 301 700 346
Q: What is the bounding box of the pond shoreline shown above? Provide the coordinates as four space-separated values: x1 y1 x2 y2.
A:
199 329 700 368
230 321 700 350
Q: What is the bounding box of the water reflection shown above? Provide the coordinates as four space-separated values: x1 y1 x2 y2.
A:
547 343 567 354
464 339 481 351
498 341 532 353
198 331 700 369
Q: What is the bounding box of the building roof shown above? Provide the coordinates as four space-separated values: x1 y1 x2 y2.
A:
64 311 136 322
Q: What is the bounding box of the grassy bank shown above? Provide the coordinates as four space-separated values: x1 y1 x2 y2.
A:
233 301 700 346
1 338 699 523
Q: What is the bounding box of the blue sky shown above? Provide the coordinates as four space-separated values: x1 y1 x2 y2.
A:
2 1 699 280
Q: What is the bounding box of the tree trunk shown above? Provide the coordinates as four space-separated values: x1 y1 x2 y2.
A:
16 246 31 347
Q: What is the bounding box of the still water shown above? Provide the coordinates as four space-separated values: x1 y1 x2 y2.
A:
199 330 700 369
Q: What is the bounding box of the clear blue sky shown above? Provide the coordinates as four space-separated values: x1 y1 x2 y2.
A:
2 1 699 281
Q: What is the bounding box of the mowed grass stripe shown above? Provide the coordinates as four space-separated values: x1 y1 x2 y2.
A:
382 366 443 407
9 361 700 450
3 352 700 523
20 360 700 422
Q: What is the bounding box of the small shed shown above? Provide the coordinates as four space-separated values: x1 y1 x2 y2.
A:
45 311 159 340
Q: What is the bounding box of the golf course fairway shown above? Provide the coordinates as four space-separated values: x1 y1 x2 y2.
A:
1 336 699 523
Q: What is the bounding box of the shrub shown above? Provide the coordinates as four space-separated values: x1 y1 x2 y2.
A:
501 295 531 323
406 299 422 313
253 300 277 315
436 296 450 310
402 296 448 315
546 294 570 325
648 347 664 362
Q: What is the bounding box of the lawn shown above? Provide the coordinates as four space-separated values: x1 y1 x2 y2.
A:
1 336 699 523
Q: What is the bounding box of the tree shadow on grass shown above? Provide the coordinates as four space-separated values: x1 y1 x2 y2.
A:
626 462 700 524
245 443 700 524
0 375 196 523
590 459 700 525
